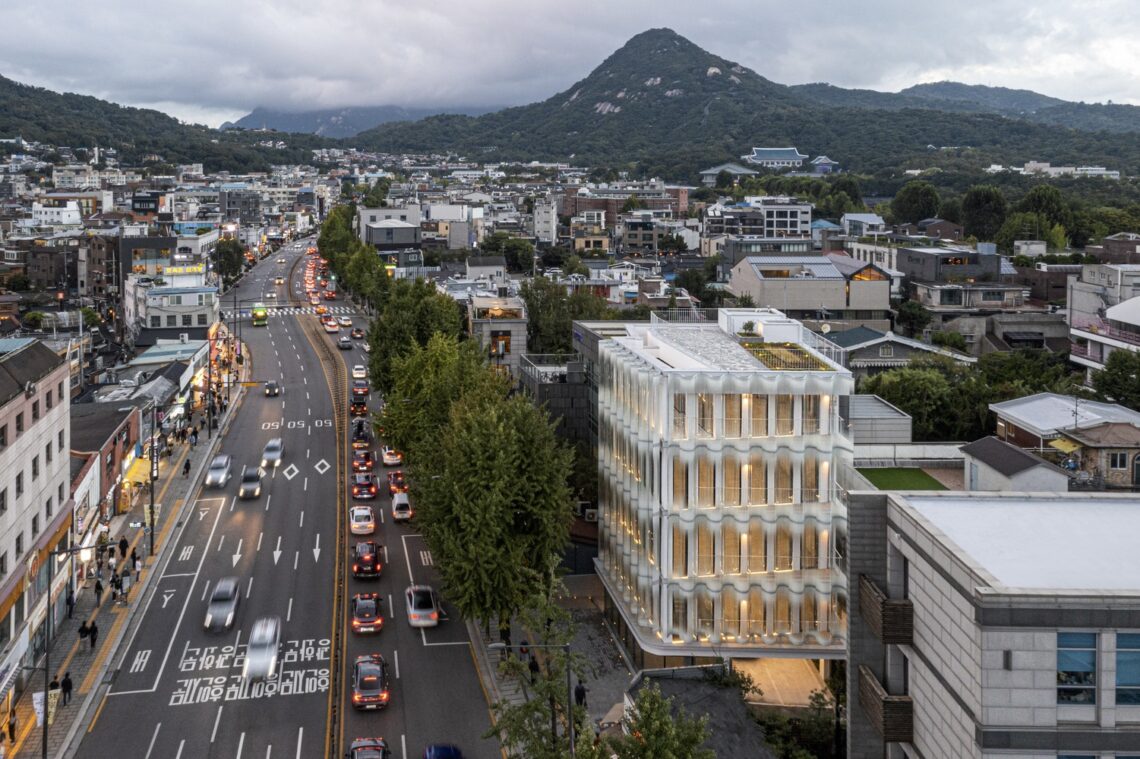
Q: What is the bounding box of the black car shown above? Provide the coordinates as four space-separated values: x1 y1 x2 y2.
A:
352 541 382 578
264 381 281 397
352 473 378 499
351 654 391 710
350 593 384 634
352 380 370 398
352 427 373 451
350 400 368 417
345 737 390 759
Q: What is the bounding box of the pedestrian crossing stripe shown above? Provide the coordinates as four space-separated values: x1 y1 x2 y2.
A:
222 306 360 319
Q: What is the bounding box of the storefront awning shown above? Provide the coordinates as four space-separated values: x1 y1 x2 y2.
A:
1049 438 1080 454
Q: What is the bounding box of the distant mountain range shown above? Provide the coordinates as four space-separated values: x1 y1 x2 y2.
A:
5 28 1140 178
224 105 498 139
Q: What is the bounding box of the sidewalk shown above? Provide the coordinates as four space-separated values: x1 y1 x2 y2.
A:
5 353 250 758
467 574 633 750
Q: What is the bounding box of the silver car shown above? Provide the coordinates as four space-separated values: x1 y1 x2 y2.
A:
243 616 281 681
204 577 240 631
204 454 232 488
238 466 265 499
260 438 285 468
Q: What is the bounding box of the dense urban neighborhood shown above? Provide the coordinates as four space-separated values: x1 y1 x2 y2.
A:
0 18 1139 759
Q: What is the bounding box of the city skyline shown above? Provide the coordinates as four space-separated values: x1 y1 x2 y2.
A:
3 0 1140 127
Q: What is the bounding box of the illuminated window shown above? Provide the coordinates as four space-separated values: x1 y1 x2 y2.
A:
697 393 714 438
750 394 768 437
724 394 742 438
749 454 767 505
723 456 741 506
722 524 742 574
671 524 688 578
696 456 714 508
776 395 794 436
671 456 687 510
696 521 715 576
747 522 766 573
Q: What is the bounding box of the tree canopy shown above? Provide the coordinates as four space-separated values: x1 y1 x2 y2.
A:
890 180 941 224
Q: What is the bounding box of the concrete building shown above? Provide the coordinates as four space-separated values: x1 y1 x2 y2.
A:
960 436 1070 492
362 219 421 251
0 339 73 711
467 294 527 379
593 308 854 667
704 197 813 239
1067 264 1140 377
533 199 557 244
990 393 1140 451
718 236 815 281
848 491 1140 759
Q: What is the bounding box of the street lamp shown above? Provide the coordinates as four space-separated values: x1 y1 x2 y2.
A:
35 544 91 759
488 641 575 758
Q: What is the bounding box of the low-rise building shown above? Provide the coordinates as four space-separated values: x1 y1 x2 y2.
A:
990 392 1140 451
1055 421 1140 490
960 435 1070 491
826 326 976 378
741 147 808 169
467 294 526 379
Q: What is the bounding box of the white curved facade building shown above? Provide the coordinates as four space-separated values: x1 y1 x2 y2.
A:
595 309 853 663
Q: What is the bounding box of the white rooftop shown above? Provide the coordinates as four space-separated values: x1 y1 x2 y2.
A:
989 392 1140 438
1106 296 1140 327
907 495 1140 592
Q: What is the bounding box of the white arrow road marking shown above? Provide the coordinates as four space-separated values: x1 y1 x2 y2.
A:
273 537 282 565
162 590 176 608
232 538 243 567
312 534 321 562
130 649 152 673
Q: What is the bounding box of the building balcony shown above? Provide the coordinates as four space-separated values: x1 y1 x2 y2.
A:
858 665 913 744
859 575 913 646
1072 319 1140 349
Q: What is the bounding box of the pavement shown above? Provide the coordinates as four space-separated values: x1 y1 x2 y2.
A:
4 358 249 758
467 573 634 752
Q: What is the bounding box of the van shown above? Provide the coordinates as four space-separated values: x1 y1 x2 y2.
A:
392 492 413 522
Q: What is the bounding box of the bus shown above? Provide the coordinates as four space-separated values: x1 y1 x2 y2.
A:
251 303 269 326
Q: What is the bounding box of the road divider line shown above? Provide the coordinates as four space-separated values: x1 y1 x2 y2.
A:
394 649 400 679
247 576 254 598
287 597 293 622
144 722 162 759
237 731 246 758
211 704 223 742
295 727 303 759
175 740 185 759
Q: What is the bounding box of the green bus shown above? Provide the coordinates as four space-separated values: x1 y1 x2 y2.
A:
251 303 269 326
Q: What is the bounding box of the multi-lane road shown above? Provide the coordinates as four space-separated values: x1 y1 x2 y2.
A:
76 239 498 758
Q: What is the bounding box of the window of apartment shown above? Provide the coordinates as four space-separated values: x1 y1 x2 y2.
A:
746 587 765 636
803 395 821 435
721 588 741 638
57 430 64 453
0 424 6 449
722 524 742 574
671 456 687 510
15 473 22 497
1110 452 1128 470
670 593 688 638
747 521 766 573
750 394 768 437
671 524 688 578
696 393 714 438
775 521 794 570
30 515 38 538
879 344 894 358
775 456 793 504
14 533 21 558
723 456 741 506
776 395 795 436
197 313 208 326
802 520 820 569
31 456 38 481
696 521 715 576
672 394 686 438
724 394 742 438
696 588 714 637
57 381 63 402
15 412 23 435
45 497 52 519
696 456 715 508
57 483 63 504
32 401 39 422
1057 632 1097 704
45 389 52 410
1117 633 1140 705
0 489 5 514
749 454 767 505
166 315 177 327
150 316 161 328
803 452 820 502
0 553 6 579
182 314 192 327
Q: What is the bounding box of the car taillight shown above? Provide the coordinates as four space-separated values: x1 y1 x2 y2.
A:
352 693 362 702
379 691 389 701
353 564 359 571
352 619 361 627
430 611 438 620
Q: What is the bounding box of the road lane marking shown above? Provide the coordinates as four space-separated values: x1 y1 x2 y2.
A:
266 491 273 510
218 534 225 551
303 477 308 492
162 572 196 579
257 532 263 552
295 727 303 759
394 649 400 679
287 597 293 622
175 740 185 759
130 649 152 673
201 580 212 601
237 731 246 758
211 705 223 742
179 545 194 561
266 746 272 759
273 537 282 564
162 590 176 608
247 576 254 597
401 534 417 585
420 550 433 567
144 722 161 759
293 551 299 570
299 510 304 528
401 735 406 759
312 533 321 562
232 538 244 567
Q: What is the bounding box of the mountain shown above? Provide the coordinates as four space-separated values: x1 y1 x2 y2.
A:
352 28 1140 177
227 104 498 138
0 74 329 171
899 81 1066 113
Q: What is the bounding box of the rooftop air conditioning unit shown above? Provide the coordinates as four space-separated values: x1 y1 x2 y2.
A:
179 333 188 343
584 509 598 523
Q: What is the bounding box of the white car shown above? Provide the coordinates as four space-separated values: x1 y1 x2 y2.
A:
243 616 281 681
362 343 371 353
276 258 286 264
338 316 353 328
381 446 403 466
350 505 376 535
265 291 276 299
404 585 441 628
392 492 413 522
352 365 368 380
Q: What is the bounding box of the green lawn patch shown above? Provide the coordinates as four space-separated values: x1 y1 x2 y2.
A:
857 467 948 491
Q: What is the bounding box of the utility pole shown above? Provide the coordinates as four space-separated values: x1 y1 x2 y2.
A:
148 402 157 556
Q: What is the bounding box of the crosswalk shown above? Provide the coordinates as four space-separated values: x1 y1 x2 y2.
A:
222 305 360 320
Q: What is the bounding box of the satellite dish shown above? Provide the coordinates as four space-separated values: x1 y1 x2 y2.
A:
820 324 831 334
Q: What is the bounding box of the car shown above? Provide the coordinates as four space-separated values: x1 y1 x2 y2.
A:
243 616 281 681
322 317 338 331
423 747 464 759
205 454 232 488
405 585 441 628
350 505 376 535
275 276 284 285
352 450 375 472
338 316 353 328
316 305 328 315
362 342 371 353
352 473 378 499
351 364 368 380
381 446 403 466
350 400 368 417
350 328 365 340
352 426 373 451
352 380 370 398
319 278 328 288
265 291 276 299
338 336 354 350
352 541 382 578
392 492 413 522
238 466 265 499
276 258 286 264
386 470 407 495
204 576 241 631
350 593 384 634
324 290 338 300
264 380 281 397
351 654 391 710
309 298 322 307
346 737 391 759
260 438 285 468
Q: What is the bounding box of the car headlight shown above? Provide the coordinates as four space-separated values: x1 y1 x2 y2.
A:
226 612 234 626
205 614 213 627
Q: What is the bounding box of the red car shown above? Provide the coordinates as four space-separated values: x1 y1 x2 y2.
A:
387 471 408 495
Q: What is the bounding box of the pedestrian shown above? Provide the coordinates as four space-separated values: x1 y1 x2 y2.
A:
78 621 89 641
95 552 103 579
66 588 74 619
134 556 142 581
190 431 197 448
108 553 116 575
130 547 138 566
88 621 98 649
60 673 72 706
93 578 103 601
110 573 119 602
48 676 59 693
183 459 191 478
118 535 128 560
575 680 588 708
528 655 540 685
7 712 14 743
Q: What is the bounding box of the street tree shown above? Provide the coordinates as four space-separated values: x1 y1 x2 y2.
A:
6 274 30 292
213 238 246 282
961 185 1008 241
1093 350 1140 410
608 681 714 759
481 232 536 273
620 194 643 214
894 300 931 337
367 278 463 394
890 180 941 224
519 276 608 354
860 367 953 440
1017 184 1071 229
994 211 1050 252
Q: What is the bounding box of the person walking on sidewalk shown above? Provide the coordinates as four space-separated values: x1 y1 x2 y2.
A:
528 655 540 685
118 535 128 560
93 578 103 602
66 588 75 619
7 712 14 743
88 621 98 650
78 621 89 642
48 675 59 694
133 556 142 582
61 673 72 706
183 458 191 478
575 680 588 708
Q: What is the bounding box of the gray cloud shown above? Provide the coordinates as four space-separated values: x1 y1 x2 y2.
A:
2 0 1139 126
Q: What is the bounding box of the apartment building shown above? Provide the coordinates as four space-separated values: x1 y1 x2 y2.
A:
0 339 72 710
1067 264 1140 376
704 197 813 238
593 308 854 668
849 491 1140 759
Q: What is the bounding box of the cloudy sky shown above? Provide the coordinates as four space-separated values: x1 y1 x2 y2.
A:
3 0 1138 126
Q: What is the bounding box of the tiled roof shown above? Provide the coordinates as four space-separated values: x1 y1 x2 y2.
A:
960 436 1065 477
